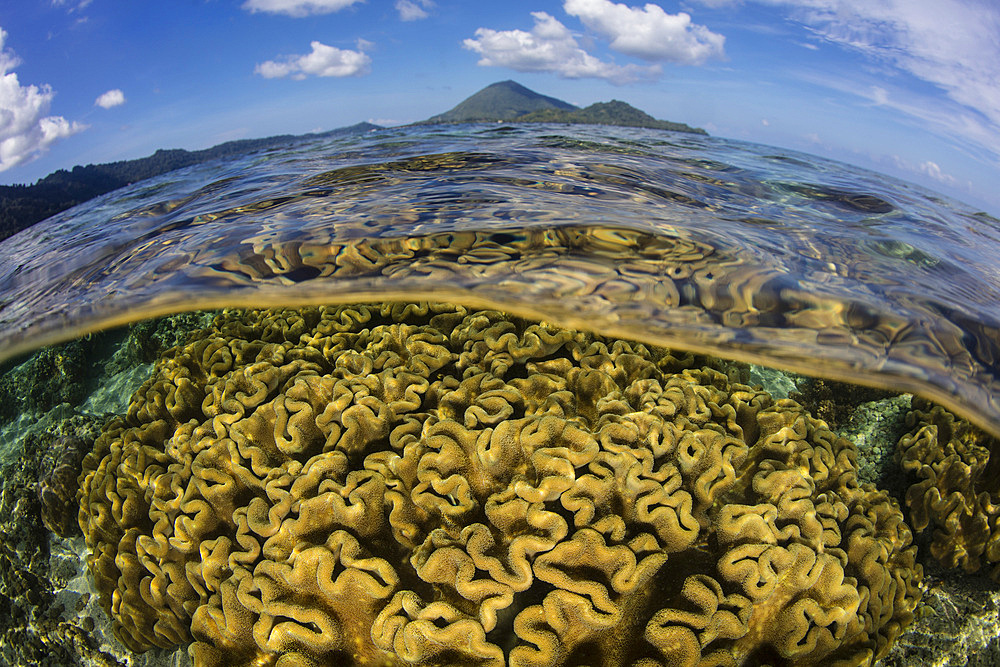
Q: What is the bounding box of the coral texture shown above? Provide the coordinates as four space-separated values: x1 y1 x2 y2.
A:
78 303 922 666
897 397 1000 576
38 434 93 537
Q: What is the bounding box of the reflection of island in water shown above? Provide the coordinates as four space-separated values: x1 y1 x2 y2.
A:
2 122 1000 665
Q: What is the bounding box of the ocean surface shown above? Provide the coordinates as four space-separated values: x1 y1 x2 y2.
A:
2 122 999 436
2 122 1000 666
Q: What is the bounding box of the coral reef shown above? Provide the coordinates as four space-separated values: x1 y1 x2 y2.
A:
78 303 922 666
880 559 1000 667
0 414 118 666
0 343 94 423
39 434 95 537
789 378 897 431
896 397 1000 577
830 394 912 490
103 311 217 376
0 310 212 429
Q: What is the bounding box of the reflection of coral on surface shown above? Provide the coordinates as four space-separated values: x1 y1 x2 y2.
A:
78 303 922 666
897 397 1000 577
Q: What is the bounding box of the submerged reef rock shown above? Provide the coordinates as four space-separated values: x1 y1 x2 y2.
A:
1 414 111 665
0 343 92 423
897 397 1000 577
38 434 93 537
78 303 922 666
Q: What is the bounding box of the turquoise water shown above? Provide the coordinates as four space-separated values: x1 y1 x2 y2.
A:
2 123 1000 666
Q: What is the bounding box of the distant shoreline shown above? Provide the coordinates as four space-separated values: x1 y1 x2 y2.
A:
0 80 705 242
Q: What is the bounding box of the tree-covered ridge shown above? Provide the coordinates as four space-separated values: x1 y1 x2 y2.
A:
0 123 380 243
517 100 708 135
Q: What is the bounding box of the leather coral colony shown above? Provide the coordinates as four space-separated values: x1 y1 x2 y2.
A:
77 303 922 667
896 397 1000 577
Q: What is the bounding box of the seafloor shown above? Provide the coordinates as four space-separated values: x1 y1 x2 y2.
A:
0 309 997 667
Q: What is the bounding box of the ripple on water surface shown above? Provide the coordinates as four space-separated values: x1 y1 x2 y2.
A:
1 123 998 437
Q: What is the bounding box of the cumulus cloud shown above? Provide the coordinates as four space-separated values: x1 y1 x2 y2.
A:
241 0 362 17
888 153 958 186
463 11 657 83
95 88 125 108
563 0 725 64
0 28 85 172
255 40 372 79
396 0 432 21
919 159 957 185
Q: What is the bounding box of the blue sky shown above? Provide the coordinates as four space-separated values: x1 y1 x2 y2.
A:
1 0 999 214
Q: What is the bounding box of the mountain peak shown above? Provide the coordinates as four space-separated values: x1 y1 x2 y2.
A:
420 81 706 135
426 81 577 123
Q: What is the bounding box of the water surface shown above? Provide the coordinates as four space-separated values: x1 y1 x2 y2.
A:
2 122 999 437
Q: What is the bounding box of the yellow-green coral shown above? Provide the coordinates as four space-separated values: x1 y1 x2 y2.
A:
896 397 1000 576
78 303 921 666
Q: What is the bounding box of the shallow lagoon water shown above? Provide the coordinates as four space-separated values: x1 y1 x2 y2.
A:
2 123 1000 665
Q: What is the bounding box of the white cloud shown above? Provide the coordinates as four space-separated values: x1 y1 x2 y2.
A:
888 153 958 186
51 0 92 12
870 85 888 106
463 11 657 84
95 88 125 109
919 159 957 185
0 28 85 172
255 40 372 79
395 0 432 21
563 0 725 64
241 0 362 17
800 68 1000 173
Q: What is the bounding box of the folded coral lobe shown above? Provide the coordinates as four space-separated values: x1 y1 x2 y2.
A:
77 302 921 666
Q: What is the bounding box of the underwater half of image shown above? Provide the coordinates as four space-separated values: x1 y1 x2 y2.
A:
1 301 1000 666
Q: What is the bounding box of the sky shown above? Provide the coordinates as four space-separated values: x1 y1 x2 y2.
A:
1 0 999 214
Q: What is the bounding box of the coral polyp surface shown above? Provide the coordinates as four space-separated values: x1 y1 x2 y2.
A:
78 303 922 666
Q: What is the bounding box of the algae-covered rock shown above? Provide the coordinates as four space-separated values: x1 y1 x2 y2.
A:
38 434 97 538
0 413 114 666
78 303 922 666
